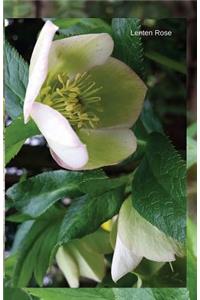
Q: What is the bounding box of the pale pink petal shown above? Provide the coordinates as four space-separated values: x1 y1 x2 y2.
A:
50 147 88 171
30 102 88 170
23 20 58 123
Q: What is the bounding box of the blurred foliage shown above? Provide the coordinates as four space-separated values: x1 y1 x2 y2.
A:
187 122 196 299
4 0 196 19
187 218 197 300
4 0 32 17
142 18 186 151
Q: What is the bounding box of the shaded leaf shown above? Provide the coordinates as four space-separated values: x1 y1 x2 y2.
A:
138 257 186 288
4 255 18 287
27 289 114 300
12 209 63 287
187 122 197 138
54 18 112 36
6 170 107 217
145 51 186 74
5 41 28 119
27 288 189 300
11 221 34 255
112 18 144 79
4 288 32 300
57 187 125 247
5 115 39 165
187 218 197 300
113 288 190 300
187 136 197 169
133 99 163 141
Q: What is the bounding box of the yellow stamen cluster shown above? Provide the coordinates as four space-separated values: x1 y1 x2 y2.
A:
38 72 102 129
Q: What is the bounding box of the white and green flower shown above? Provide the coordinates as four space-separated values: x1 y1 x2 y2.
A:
24 20 147 170
111 197 184 282
56 229 112 287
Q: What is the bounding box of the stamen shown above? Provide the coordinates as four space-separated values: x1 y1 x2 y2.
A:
37 72 102 129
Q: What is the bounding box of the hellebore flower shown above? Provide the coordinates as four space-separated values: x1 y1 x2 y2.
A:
111 197 184 282
24 20 147 170
56 229 112 287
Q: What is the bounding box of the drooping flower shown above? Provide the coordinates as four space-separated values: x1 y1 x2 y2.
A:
56 229 112 287
24 20 147 170
111 197 184 282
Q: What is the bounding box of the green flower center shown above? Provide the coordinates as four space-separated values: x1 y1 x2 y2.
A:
37 72 102 129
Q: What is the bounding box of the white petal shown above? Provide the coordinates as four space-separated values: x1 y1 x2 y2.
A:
48 33 114 76
68 240 105 283
23 20 58 123
118 198 183 262
56 246 79 288
111 197 184 282
30 102 88 170
111 234 142 282
50 146 88 171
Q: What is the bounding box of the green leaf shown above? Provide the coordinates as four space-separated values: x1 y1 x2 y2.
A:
27 288 189 300
57 187 125 247
112 18 144 79
139 100 164 134
98 272 139 288
4 254 18 286
8 172 125 287
4 288 32 300
187 218 197 300
145 51 186 75
27 289 114 300
137 257 186 288
5 41 28 119
12 210 63 287
187 122 197 138
113 288 190 300
6 170 126 218
13 185 123 287
6 170 84 217
132 133 186 242
133 99 163 141
54 18 112 36
6 212 32 223
79 176 127 196
12 220 46 287
34 221 61 286
6 170 106 217
11 221 34 255
187 136 197 169
5 115 39 165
